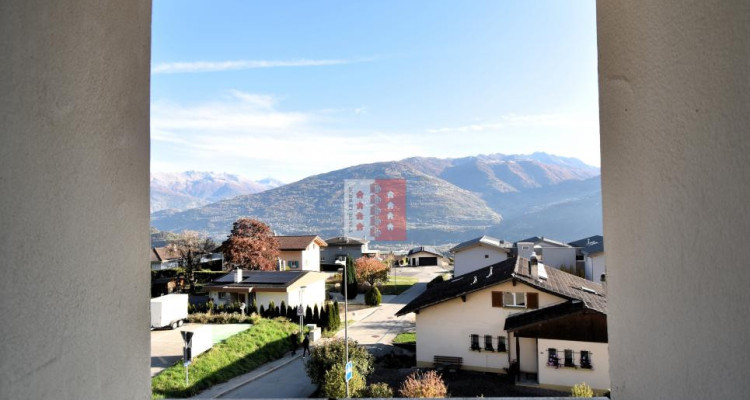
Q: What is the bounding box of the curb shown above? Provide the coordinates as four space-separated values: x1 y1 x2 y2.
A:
198 352 303 399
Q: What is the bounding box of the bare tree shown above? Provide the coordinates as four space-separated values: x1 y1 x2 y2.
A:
169 230 216 292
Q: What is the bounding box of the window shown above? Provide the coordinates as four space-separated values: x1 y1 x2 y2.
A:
218 292 226 299
564 349 575 367
288 261 299 269
580 350 592 369
503 292 526 307
484 335 494 351
491 291 503 307
497 336 507 352
547 348 559 367
470 334 480 351
484 254 489 258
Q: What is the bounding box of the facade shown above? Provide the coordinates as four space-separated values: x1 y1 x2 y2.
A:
516 237 577 271
569 235 606 283
397 256 609 391
451 235 512 277
407 246 448 267
320 236 377 269
205 269 327 310
275 235 327 272
150 246 180 270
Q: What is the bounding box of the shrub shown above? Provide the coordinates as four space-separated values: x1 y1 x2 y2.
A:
398 370 447 398
304 338 374 387
321 363 366 398
364 382 393 398
324 301 340 332
571 382 594 397
365 286 382 306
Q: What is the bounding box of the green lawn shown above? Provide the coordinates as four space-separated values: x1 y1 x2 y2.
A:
379 275 418 295
392 331 416 345
151 318 297 399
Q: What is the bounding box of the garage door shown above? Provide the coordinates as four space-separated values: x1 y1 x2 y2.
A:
420 257 438 266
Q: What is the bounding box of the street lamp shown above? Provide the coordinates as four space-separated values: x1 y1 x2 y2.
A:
334 258 350 398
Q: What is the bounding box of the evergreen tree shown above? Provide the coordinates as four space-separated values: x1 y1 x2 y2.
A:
268 301 276 318
341 255 358 300
305 305 313 324
280 301 287 320
259 304 266 318
313 304 320 325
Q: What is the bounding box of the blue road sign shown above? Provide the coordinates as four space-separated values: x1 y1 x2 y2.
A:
345 361 353 382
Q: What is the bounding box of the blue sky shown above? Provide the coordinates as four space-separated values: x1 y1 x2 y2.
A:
151 1 599 183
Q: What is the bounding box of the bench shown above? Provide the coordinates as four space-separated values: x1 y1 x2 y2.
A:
433 355 463 372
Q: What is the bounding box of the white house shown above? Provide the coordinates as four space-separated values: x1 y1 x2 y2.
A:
149 246 180 270
569 235 606 283
451 235 512 277
516 237 577 271
407 246 449 267
204 269 328 311
275 235 327 272
396 256 609 392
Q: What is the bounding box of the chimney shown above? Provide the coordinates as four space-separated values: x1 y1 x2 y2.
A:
517 242 533 259
530 252 539 280
600 273 607 291
234 268 243 283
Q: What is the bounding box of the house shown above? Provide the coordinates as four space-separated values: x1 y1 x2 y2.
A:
451 235 513 277
396 255 609 392
204 269 328 311
320 236 378 270
150 246 180 270
515 237 577 271
406 246 449 267
275 235 327 272
568 235 606 283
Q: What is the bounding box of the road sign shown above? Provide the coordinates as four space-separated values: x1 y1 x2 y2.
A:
345 361 353 382
297 305 303 316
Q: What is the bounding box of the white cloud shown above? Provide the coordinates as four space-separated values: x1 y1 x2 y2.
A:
152 57 375 74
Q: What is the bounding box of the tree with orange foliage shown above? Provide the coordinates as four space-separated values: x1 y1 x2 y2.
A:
355 257 390 286
221 218 279 271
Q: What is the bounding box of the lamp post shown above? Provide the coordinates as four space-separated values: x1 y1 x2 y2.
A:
299 285 306 335
335 258 350 398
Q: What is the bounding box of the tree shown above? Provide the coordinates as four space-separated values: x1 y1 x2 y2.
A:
341 255 358 299
354 257 390 286
221 218 279 271
169 230 217 293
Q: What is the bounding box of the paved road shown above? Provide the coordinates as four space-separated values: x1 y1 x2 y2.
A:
217 355 317 399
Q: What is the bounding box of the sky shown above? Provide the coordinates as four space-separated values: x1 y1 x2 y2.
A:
151 1 600 183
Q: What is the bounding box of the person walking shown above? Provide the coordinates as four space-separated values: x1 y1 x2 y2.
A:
301 332 311 358
289 331 299 356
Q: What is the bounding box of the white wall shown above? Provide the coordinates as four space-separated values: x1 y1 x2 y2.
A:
537 339 610 391
415 280 565 372
302 242 321 271
539 247 576 270
598 2 750 398
585 253 606 283
453 245 508 277
0 1 151 398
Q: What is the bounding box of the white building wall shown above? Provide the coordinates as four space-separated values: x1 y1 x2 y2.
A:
279 250 303 270
414 280 564 373
537 339 610 391
453 245 508 277
302 242 321 271
587 254 606 283
539 247 576 270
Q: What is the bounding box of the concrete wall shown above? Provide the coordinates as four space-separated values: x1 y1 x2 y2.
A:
538 247 576 270
0 1 152 399
415 280 564 372
453 245 508 277
598 1 750 398
585 253 605 283
538 339 610 391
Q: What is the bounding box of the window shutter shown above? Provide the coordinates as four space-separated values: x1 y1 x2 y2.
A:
527 293 539 309
492 291 503 308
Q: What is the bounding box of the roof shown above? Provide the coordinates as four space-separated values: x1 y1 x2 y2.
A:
450 235 512 253
515 236 573 248
504 301 593 331
407 246 443 257
325 236 368 246
204 270 327 292
275 235 327 251
396 256 606 316
568 235 604 255
151 246 180 262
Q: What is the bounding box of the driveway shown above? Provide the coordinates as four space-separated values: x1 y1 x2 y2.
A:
151 323 252 376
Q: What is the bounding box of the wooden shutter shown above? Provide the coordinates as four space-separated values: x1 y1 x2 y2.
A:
526 293 539 309
491 291 503 308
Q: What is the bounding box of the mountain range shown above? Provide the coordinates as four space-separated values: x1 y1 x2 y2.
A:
150 153 602 244
150 171 284 212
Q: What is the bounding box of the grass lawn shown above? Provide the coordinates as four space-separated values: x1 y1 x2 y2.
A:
379 276 418 295
151 318 297 399
392 331 416 345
